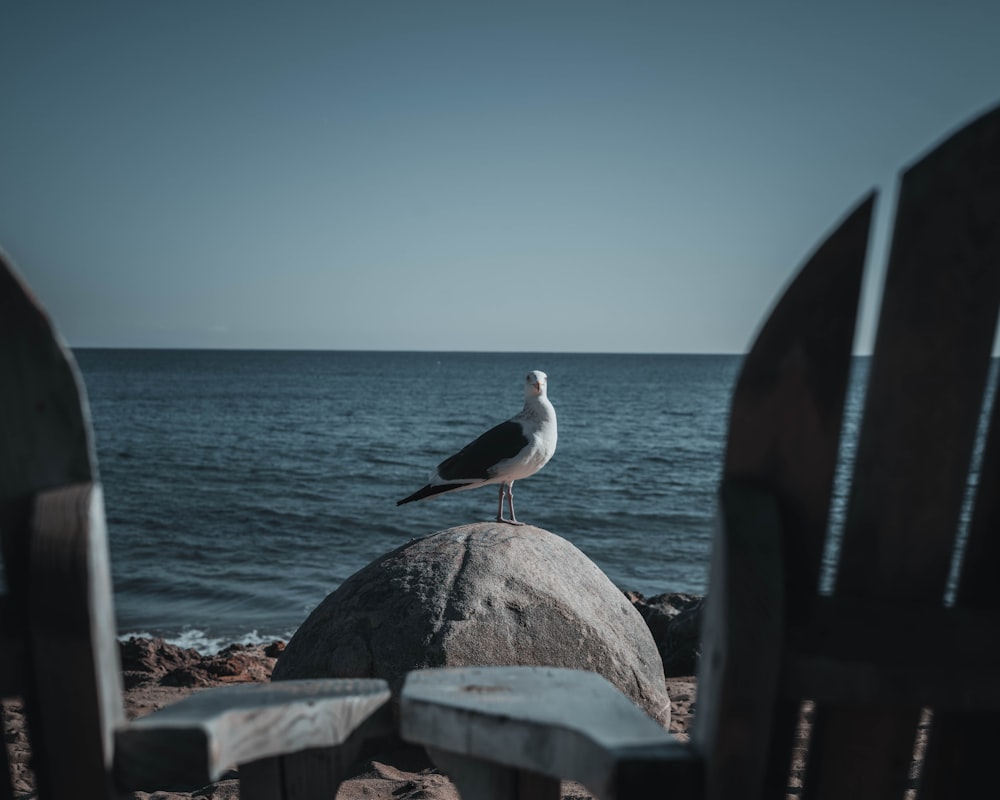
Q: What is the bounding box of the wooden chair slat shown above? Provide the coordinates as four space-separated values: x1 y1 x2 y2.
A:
2 252 116 800
27 483 124 800
781 597 1000 709
782 656 1000 709
949 369 1000 609
836 103 1000 600
788 598 1000 668
267 747 362 800
705 194 872 800
400 666 699 800
919 351 1000 795
695 482 784 800
116 680 392 790
0 251 94 500
238 757 285 800
427 748 561 800
723 193 873 611
0 598 26 696
807 103 1000 800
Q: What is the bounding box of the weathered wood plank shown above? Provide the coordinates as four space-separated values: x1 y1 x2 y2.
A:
0 248 95 502
400 666 698 800
778 595 1000 708
116 678 392 790
241 747 356 800
723 193 873 609
714 193 872 800
919 347 1000 796
781 655 1000 710
239 700 395 800
0 496 31 678
694 482 783 800
0 598 25 696
28 483 125 800
787 597 1000 670
807 102 1000 800
278 748 354 800
1 249 103 800
834 108 1000 601
238 757 284 800
428 749 560 800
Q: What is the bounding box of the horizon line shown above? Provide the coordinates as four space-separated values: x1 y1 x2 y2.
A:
68 344 883 357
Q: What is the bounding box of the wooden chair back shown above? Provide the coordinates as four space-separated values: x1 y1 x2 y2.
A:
0 256 125 800
699 101 1000 800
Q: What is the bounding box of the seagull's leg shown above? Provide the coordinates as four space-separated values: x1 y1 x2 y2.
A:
496 484 506 522
503 481 525 526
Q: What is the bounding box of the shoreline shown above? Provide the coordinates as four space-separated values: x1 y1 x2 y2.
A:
6 591 702 799
113 589 705 662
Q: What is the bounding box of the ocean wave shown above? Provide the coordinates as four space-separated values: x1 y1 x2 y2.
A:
118 627 296 655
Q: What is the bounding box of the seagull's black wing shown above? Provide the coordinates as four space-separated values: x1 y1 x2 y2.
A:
437 420 529 480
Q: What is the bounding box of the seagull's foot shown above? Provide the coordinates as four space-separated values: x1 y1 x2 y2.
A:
496 516 526 526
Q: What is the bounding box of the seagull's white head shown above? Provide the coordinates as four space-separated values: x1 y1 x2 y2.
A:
525 370 548 398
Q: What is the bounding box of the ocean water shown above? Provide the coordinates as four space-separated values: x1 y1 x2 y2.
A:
64 349 996 654
70 350 778 651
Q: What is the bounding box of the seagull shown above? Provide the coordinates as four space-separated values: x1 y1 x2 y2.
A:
397 370 558 525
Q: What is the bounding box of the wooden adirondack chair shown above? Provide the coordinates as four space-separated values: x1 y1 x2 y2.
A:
399 102 1000 800
0 258 393 800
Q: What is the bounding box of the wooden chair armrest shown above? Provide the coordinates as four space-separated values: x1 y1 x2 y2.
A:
400 666 701 800
114 678 391 792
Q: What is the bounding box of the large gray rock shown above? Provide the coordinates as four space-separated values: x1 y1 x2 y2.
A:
273 523 671 726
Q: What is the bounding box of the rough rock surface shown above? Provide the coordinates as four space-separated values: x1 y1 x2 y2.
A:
273 523 672 725
627 591 704 677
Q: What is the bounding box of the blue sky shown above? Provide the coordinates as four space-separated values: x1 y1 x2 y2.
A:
2 2 998 353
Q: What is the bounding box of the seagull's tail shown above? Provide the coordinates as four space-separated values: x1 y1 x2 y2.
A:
396 482 470 506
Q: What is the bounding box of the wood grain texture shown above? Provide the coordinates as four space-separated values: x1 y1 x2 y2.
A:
806 102 1000 800
28 483 125 800
115 678 391 790
1 248 101 800
785 597 1000 682
242 746 361 800
919 274 1000 796
693 482 783 800
238 757 284 800
703 194 873 800
0 598 25 696
0 249 95 502
428 748 561 800
401 666 696 800
723 193 873 612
